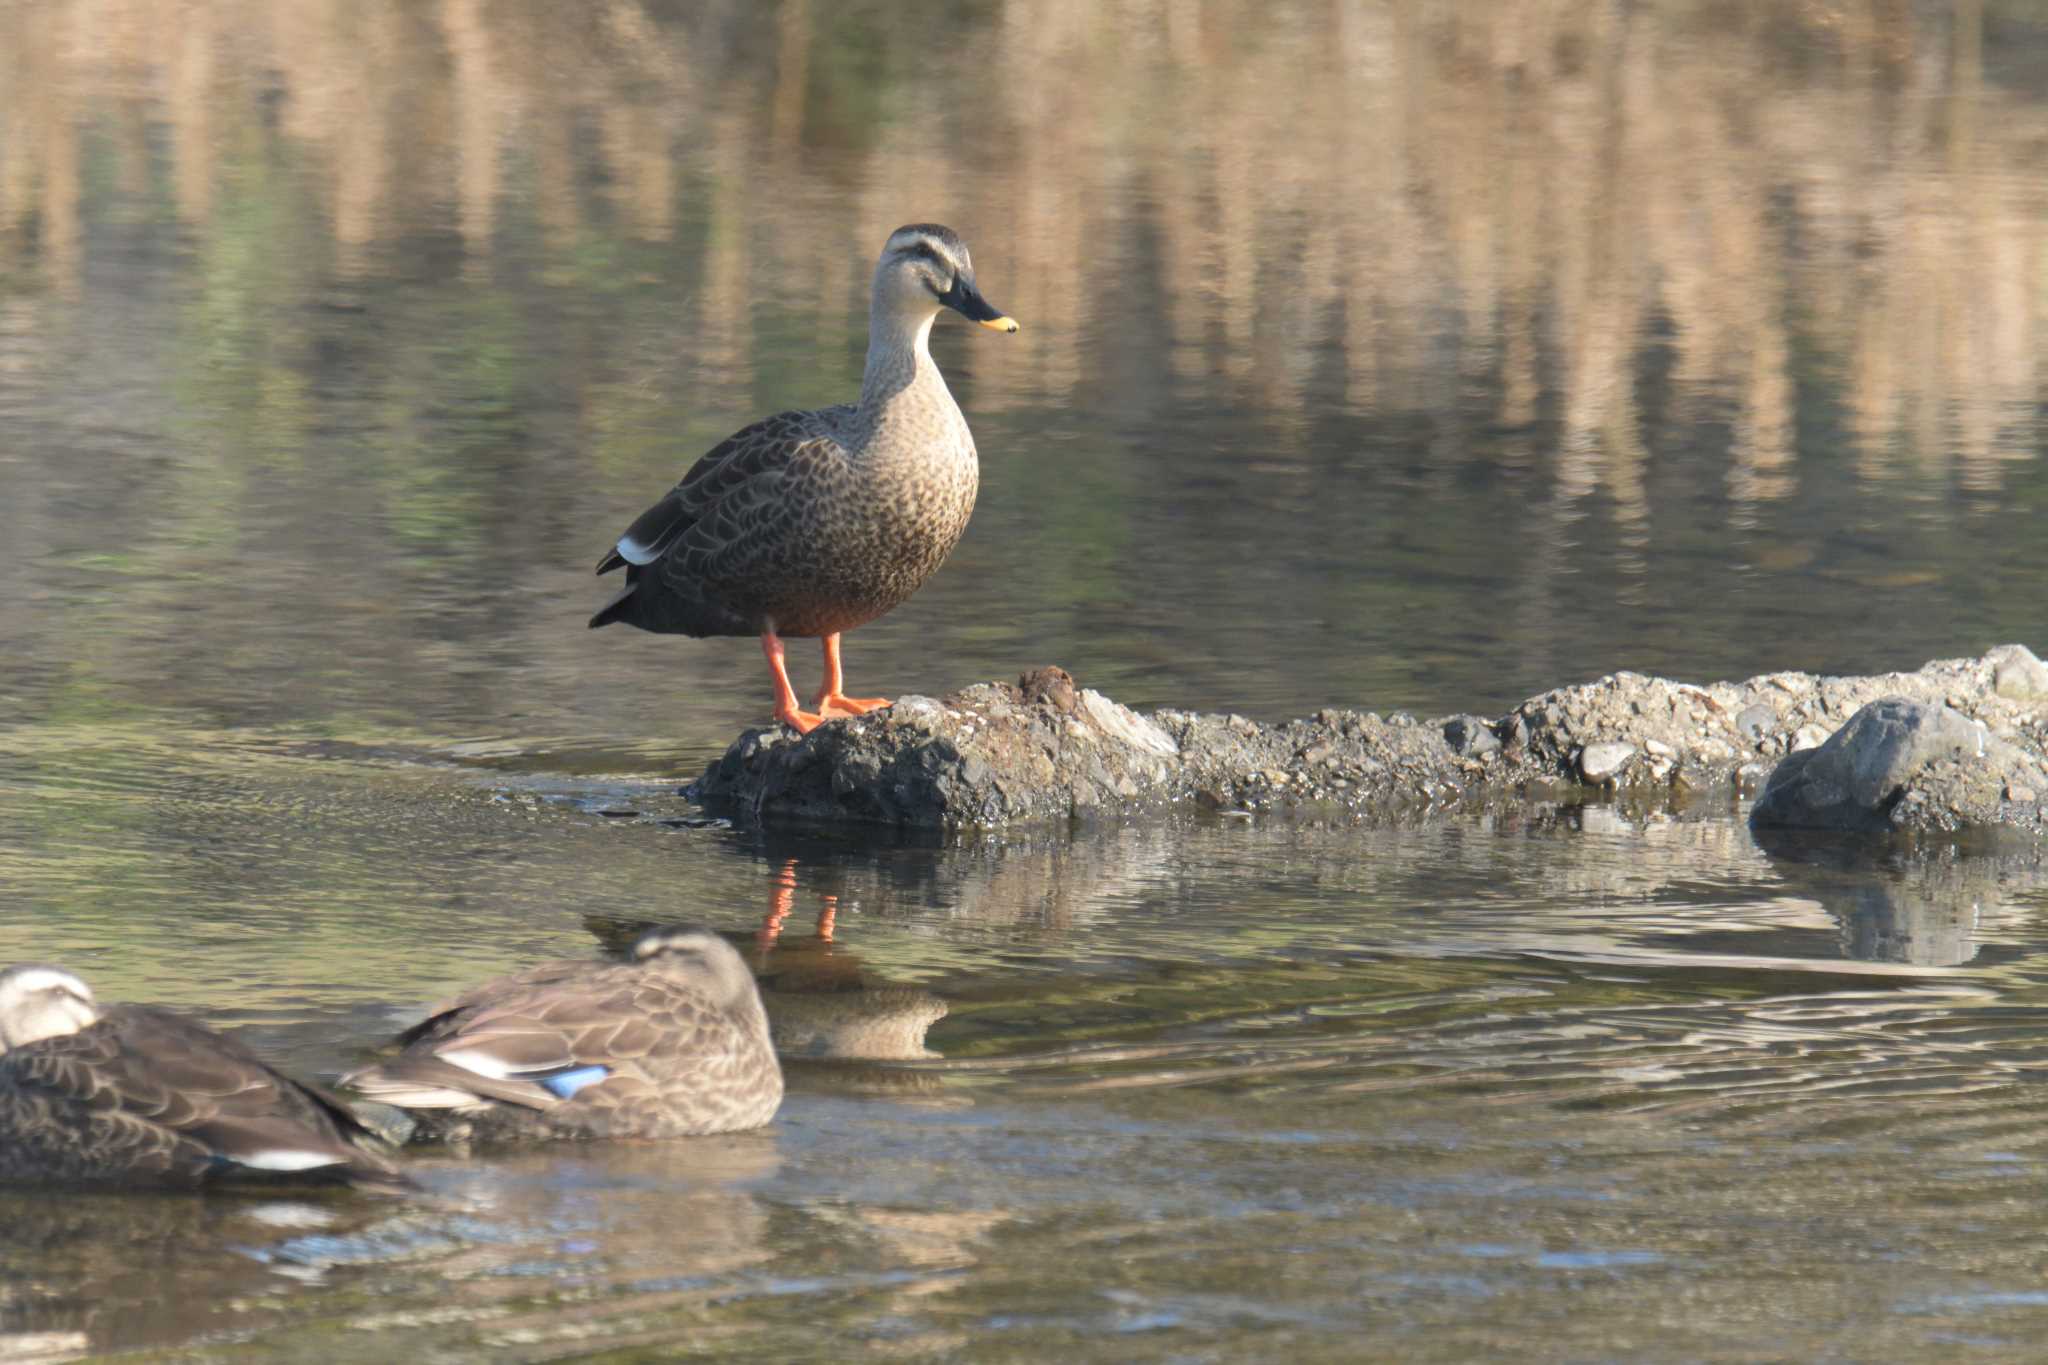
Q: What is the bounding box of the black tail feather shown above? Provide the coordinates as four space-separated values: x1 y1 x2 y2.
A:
589 581 637 629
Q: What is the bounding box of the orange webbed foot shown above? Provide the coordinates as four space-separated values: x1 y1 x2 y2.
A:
773 702 827 734
813 693 892 719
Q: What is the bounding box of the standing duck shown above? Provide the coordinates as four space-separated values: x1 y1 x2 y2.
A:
0 965 407 1189
342 926 782 1142
590 224 1018 734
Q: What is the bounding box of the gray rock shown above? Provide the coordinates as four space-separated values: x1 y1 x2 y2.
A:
1790 724 1831 752
1991 644 2048 700
1749 697 2045 834
1736 703 1777 742
1079 688 1178 757
685 649 2048 835
1577 743 1637 785
1442 715 1501 756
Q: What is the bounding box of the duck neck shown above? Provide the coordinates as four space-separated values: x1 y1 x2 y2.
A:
856 308 958 441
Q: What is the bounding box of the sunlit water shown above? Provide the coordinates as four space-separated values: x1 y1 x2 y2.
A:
7 2 2048 1359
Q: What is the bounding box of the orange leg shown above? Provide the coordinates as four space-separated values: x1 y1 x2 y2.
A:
761 630 825 733
813 633 892 718
758 858 798 950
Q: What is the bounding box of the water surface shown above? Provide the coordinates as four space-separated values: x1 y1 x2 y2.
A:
6 2 2048 1359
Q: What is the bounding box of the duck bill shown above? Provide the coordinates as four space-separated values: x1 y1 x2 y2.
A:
939 278 1019 333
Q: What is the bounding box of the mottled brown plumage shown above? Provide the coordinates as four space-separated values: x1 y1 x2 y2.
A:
590 224 1018 733
342 927 782 1143
0 965 407 1190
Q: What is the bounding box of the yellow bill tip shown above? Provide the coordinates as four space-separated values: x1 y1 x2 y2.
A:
981 316 1020 333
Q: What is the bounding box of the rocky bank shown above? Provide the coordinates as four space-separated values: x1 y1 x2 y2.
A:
686 646 2048 837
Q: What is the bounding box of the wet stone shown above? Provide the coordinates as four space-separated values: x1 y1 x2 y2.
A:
1751 696 2048 836
1791 724 1831 752
1992 644 2048 700
1736 703 1777 742
1578 743 1636 785
686 649 2048 836
1443 715 1501 757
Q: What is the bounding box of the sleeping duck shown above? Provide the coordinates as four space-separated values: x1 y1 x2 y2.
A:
342 926 782 1143
0 964 406 1190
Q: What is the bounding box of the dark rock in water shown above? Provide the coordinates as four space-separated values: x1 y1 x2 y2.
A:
1750 697 2048 837
691 669 1184 828
348 1100 419 1148
687 648 2048 836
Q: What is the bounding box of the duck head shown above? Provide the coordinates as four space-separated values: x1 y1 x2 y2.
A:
873 224 1018 334
0 965 101 1051
630 926 766 1014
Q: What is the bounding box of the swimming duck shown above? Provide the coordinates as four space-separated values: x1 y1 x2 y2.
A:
342 926 782 1142
0 965 406 1189
589 223 1018 734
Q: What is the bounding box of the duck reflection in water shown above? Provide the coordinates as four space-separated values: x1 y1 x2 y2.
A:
587 857 951 1074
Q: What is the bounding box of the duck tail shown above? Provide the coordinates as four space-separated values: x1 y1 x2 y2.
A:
589 582 638 629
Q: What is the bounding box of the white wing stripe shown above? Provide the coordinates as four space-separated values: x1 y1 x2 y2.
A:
437 1046 530 1079
235 1150 343 1171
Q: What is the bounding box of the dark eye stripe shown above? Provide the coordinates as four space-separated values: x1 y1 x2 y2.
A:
902 241 947 269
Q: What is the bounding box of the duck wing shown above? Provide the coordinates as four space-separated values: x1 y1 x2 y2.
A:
660 434 848 592
596 409 849 575
10 1007 404 1184
349 969 664 1114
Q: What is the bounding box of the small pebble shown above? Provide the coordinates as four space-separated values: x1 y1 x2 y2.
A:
1578 742 1636 784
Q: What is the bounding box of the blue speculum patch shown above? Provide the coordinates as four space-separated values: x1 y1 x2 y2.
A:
540 1065 611 1099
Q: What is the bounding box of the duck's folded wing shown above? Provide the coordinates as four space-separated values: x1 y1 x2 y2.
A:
10 1009 249 1123
5 1023 129 1108
115 1010 403 1174
597 411 827 574
392 960 591 1047
13 1009 402 1179
667 436 847 588
342 1053 566 1112
351 999 610 1111
599 488 693 574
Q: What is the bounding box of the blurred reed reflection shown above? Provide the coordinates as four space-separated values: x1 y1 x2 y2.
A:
5 0 2046 486
4 1 2047 732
